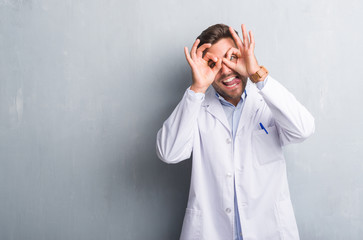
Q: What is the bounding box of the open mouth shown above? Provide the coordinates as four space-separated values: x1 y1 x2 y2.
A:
222 76 240 88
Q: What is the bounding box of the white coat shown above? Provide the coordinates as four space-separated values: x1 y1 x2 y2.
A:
156 76 315 240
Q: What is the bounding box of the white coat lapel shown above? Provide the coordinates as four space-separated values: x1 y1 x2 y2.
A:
202 87 231 132
237 82 264 133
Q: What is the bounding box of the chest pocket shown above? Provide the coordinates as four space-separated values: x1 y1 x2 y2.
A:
252 125 284 165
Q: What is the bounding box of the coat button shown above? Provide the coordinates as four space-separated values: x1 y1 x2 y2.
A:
227 172 232 178
225 208 231 213
226 138 232 144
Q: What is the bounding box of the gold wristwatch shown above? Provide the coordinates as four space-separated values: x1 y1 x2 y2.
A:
250 66 269 83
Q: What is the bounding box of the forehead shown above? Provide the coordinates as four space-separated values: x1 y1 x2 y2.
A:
206 38 236 58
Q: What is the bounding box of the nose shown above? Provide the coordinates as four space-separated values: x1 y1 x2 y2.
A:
220 62 232 75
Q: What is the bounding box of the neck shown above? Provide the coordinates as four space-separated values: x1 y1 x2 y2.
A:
228 98 240 106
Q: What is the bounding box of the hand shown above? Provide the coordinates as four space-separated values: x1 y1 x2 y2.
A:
223 24 261 81
184 39 222 93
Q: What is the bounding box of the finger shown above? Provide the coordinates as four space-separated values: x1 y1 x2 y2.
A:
190 39 200 59
229 26 243 49
203 52 218 63
225 47 233 60
196 43 212 58
241 24 249 46
184 47 193 67
225 47 241 60
249 30 255 48
222 58 236 71
212 58 222 74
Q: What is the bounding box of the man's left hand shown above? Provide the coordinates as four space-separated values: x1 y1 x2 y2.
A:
223 24 262 82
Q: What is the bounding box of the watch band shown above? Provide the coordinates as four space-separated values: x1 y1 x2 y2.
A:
250 66 269 83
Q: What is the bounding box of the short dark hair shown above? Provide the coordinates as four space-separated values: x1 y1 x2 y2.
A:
197 24 238 48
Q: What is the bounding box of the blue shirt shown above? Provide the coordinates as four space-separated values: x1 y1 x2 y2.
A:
216 79 267 240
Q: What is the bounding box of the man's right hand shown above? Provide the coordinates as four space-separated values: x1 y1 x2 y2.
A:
184 39 222 93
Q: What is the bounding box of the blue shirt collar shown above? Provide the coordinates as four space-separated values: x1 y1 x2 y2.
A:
215 89 247 108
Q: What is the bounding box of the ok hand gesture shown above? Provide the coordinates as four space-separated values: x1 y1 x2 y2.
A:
184 39 222 93
223 24 261 82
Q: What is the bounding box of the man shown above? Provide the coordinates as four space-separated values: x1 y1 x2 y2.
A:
156 23 315 240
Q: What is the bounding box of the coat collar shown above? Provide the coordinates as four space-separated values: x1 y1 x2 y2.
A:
236 82 264 133
202 86 231 131
201 82 264 133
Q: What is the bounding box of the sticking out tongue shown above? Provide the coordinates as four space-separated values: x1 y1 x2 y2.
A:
223 77 240 86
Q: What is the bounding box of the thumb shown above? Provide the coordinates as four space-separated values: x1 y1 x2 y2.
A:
213 58 223 74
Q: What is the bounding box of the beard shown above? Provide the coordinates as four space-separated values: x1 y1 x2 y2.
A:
212 75 247 105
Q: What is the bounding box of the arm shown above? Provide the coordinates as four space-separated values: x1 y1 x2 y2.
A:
223 24 314 144
258 76 315 145
156 39 222 163
156 89 204 163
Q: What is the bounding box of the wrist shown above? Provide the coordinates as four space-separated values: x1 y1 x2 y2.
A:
190 84 209 93
249 66 261 76
249 66 269 83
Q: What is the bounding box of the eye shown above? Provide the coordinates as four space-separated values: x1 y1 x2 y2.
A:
208 61 216 69
230 55 237 61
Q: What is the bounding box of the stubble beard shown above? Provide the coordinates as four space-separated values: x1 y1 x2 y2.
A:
212 75 247 103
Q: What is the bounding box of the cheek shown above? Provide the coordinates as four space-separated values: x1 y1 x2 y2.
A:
213 72 222 83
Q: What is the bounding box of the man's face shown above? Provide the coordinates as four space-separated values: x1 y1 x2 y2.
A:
206 38 246 105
